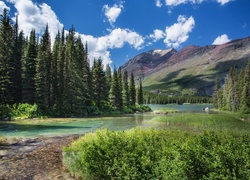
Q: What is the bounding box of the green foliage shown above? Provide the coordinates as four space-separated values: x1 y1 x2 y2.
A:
63 129 250 179
153 107 179 114
11 103 38 119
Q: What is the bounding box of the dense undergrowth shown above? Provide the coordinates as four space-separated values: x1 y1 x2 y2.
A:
63 128 250 179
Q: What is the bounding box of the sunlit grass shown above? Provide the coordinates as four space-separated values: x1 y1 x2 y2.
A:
147 113 250 134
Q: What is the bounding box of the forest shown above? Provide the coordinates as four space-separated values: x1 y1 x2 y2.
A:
213 62 250 113
0 9 146 118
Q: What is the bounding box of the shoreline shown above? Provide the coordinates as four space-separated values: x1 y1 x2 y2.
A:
0 134 82 179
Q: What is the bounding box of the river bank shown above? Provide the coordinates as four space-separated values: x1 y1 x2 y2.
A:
0 135 81 180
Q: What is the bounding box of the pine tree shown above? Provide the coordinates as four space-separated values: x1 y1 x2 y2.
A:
56 28 66 115
122 70 129 107
92 58 108 110
213 74 221 109
12 16 24 104
35 25 51 111
51 31 60 108
109 67 122 109
129 72 136 106
22 29 37 104
137 78 143 105
0 9 15 104
82 42 92 109
105 64 112 93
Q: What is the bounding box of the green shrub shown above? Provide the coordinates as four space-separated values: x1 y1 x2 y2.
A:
11 103 38 119
63 129 250 179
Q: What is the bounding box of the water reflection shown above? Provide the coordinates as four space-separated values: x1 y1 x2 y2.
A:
0 104 213 138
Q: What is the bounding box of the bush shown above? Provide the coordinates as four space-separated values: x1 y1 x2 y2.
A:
11 103 38 119
63 129 250 179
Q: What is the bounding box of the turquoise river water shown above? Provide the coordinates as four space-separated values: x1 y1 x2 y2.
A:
0 104 213 138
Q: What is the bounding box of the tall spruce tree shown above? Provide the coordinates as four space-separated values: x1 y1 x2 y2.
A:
0 9 15 104
129 72 136 106
22 29 37 104
92 58 108 110
56 28 66 115
109 66 122 109
35 25 51 111
137 78 143 105
122 70 129 107
12 16 24 104
213 74 221 109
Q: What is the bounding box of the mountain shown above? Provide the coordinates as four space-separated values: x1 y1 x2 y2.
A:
121 36 250 96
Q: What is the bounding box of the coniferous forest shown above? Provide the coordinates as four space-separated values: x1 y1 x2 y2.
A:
213 62 250 113
0 9 146 118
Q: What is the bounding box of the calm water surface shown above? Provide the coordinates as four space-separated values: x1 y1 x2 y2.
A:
0 104 213 138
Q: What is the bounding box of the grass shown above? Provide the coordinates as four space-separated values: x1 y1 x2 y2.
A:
153 108 179 114
147 113 250 134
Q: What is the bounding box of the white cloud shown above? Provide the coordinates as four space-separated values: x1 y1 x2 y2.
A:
164 15 195 48
156 0 163 7
8 0 63 43
0 1 10 12
149 29 165 42
80 28 144 66
103 2 124 26
6 0 144 67
212 34 231 45
216 0 233 5
165 0 204 6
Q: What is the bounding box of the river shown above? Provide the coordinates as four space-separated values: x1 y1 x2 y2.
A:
0 104 213 138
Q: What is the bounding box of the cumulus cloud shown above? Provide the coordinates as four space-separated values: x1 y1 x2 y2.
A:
156 0 163 7
8 0 63 43
0 1 10 12
5 0 144 67
80 28 144 66
212 34 231 45
216 0 232 5
164 15 195 48
164 0 204 6
103 2 124 26
149 29 165 42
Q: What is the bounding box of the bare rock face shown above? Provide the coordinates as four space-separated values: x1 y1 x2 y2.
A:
121 48 177 79
121 36 250 95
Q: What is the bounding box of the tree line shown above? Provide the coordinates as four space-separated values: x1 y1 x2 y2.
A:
0 9 144 117
213 61 250 113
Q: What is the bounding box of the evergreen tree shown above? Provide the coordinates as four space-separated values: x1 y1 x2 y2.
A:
122 70 129 107
92 58 108 110
129 72 136 106
22 29 37 104
56 28 66 115
105 64 112 93
51 31 60 108
82 42 92 109
240 60 250 113
213 74 221 109
35 25 51 111
0 9 15 104
109 67 122 109
137 78 143 105
12 16 24 104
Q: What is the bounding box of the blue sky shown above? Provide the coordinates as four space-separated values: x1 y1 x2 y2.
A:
0 0 249 67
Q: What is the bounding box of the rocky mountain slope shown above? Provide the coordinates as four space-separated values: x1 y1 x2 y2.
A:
121 36 250 96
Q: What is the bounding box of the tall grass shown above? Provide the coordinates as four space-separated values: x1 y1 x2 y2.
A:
148 113 250 134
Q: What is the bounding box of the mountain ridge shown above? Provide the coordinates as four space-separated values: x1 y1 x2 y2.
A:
121 36 250 96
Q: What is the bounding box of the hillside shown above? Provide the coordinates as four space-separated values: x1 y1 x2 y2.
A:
121 36 250 96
